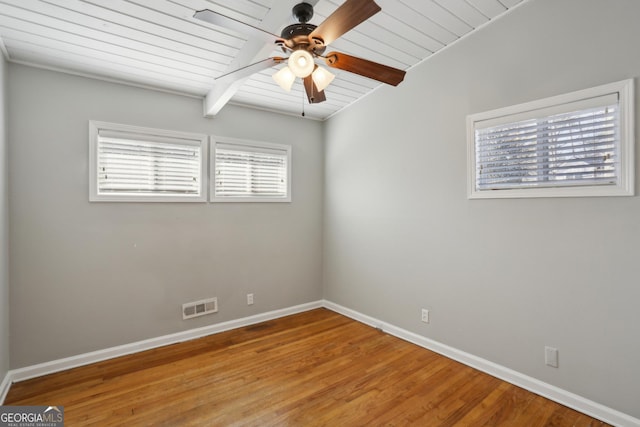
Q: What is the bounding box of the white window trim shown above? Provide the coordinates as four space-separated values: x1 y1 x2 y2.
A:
89 121 208 202
467 79 635 199
210 136 292 203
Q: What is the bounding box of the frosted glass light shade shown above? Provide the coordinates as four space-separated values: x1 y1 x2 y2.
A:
272 66 296 92
312 66 335 92
288 50 314 78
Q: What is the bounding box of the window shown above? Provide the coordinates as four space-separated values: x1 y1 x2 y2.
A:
211 138 291 202
467 79 634 198
89 121 207 202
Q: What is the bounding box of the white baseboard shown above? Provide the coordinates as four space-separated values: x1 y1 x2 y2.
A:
324 300 640 427
5 300 323 387
0 370 11 404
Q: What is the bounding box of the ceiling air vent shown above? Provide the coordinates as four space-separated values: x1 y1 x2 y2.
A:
182 297 218 320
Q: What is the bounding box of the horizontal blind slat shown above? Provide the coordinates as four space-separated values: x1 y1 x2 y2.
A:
474 93 619 129
476 109 616 140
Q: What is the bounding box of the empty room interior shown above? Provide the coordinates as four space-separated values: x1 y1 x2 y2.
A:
0 0 639 425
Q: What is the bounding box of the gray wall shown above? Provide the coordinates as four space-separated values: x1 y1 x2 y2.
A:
324 0 640 419
0 55 9 383
8 65 324 368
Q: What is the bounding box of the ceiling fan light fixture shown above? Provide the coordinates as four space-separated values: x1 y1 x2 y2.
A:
312 66 335 92
288 50 314 78
272 66 296 91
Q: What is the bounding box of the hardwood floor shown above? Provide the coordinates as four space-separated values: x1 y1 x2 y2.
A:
6 308 609 426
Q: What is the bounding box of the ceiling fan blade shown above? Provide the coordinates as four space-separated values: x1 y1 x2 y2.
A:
309 0 381 46
216 57 285 84
324 52 406 86
303 74 327 104
194 9 282 45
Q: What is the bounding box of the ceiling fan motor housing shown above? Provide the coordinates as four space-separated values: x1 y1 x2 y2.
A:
279 23 325 55
279 3 326 55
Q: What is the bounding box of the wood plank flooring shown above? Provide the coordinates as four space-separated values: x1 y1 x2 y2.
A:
5 308 609 426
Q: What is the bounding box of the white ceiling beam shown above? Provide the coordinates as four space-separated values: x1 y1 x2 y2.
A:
203 0 319 117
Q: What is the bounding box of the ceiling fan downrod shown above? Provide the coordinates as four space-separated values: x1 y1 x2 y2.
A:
292 2 314 23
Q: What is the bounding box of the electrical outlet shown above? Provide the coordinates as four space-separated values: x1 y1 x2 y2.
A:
247 293 254 305
421 308 429 323
545 346 559 368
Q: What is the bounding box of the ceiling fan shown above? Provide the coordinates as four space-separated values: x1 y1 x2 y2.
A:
194 0 406 105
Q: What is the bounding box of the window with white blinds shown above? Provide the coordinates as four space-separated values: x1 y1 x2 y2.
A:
212 139 291 202
89 121 207 202
467 80 634 198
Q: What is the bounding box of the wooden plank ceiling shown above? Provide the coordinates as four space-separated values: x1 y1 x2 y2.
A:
0 0 524 120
